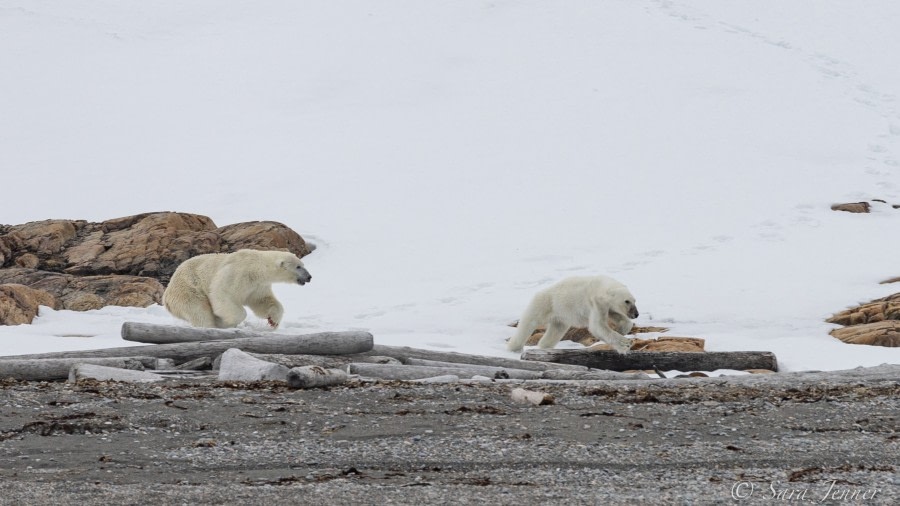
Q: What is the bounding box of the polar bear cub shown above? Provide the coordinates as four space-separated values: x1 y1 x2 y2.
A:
506 275 639 353
162 249 311 329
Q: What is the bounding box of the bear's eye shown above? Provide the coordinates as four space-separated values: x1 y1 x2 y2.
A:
625 300 631 304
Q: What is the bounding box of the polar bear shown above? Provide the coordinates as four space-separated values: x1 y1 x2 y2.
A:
506 275 639 353
162 249 311 329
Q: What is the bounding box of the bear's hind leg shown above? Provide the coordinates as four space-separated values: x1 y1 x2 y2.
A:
187 299 218 328
507 293 553 352
209 295 248 329
536 319 568 349
163 287 217 328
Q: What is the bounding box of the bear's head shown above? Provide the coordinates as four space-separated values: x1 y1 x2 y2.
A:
612 286 639 319
277 253 312 286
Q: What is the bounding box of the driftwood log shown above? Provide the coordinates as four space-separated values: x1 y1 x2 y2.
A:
359 345 589 372
0 357 159 381
218 349 290 382
4 331 374 365
121 322 373 353
234 353 400 370
521 349 779 372
540 369 650 381
175 357 213 371
68 364 164 383
411 375 461 383
401 358 648 380
348 363 543 380
287 366 348 388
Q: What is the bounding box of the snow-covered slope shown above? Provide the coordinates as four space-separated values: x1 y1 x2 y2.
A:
2 0 898 371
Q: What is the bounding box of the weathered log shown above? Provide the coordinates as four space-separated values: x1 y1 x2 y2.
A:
459 378 655 386
242 353 400 370
482 364 900 389
121 322 373 352
358 345 589 372
510 388 554 406
399 359 542 379
520 349 778 372
287 366 348 388
347 363 543 380
156 358 176 369
401 358 644 380
0 357 157 381
175 356 213 371
147 370 214 378
540 370 650 381
121 322 276 344
411 375 461 384
4 330 374 364
218 348 290 382
68 364 164 383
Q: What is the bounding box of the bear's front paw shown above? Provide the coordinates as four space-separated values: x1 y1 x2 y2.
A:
614 337 635 354
267 317 280 329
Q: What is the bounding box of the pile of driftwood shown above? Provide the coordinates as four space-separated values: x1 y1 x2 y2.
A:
0 323 779 390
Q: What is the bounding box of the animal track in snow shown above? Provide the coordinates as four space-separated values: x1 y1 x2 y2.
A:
354 309 386 319
514 277 554 289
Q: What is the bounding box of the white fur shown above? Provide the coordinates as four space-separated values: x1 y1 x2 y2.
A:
506 275 639 354
162 249 311 329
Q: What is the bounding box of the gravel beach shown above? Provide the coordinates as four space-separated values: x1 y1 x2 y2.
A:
0 366 897 505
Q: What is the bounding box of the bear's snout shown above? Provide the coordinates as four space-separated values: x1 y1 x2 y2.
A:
628 307 639 319
297 269 312 285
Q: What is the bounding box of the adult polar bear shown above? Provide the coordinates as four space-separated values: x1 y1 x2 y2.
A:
506 275 639 353
162 249 311 329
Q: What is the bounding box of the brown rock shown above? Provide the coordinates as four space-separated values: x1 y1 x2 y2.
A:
65 292 106 311
62 212 221 282
0 268 163 312
0 284 56 325
589 336 706 352
826 293 900 326
830 321 900 347
830 202 870 213
880 277 900 285
0 232 24 267
217 221 312 257
10 220 78 254
746 369 775 374
522 322 672 347
633 336 705 352
14 253 39 269
631 325 670 334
